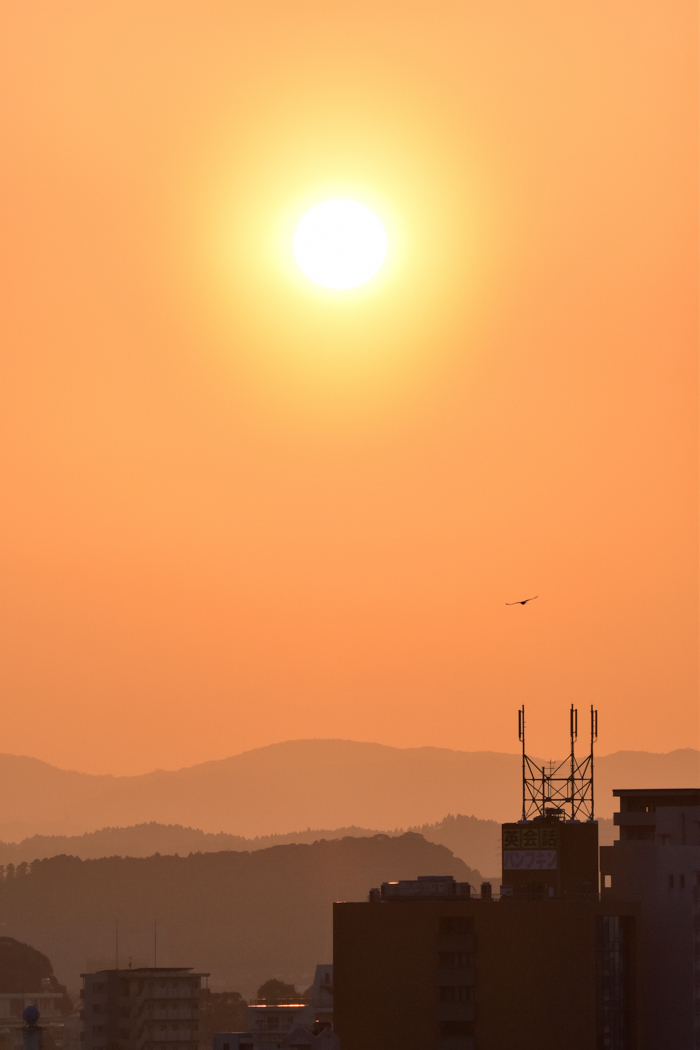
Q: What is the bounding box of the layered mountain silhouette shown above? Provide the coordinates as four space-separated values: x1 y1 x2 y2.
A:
0 740 695 841
0 813 616 877
0 834 476 995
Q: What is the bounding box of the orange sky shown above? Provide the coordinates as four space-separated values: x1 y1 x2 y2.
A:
0 0 697 776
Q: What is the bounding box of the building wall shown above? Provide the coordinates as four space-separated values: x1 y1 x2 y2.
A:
334 898 639 1050
601 795 700 1050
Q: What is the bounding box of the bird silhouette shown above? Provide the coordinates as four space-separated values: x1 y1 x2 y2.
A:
506 595 538 605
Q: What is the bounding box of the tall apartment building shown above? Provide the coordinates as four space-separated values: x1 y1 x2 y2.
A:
600 787 700 1050
334 875 638 1050
81 968 208 1050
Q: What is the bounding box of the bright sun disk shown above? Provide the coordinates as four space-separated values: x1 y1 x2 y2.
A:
294 199 387 290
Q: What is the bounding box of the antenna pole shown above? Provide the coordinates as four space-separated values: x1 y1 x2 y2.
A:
590 706 597 821
569 705 578 820
519 706 526 820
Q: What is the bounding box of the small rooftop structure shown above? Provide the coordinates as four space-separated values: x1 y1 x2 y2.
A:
369 876 472 902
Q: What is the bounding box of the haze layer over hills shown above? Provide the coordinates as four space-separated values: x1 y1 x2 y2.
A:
0 740 695 841
0 834 475 995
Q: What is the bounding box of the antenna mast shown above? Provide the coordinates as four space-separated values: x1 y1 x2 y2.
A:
518 705 526 821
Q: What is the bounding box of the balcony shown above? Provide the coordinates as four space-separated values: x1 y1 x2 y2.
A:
613 812 655 827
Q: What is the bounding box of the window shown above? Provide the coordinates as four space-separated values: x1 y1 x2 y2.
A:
622 825 655 841
439 916 473 935
604 875 612 889
438 1021 473 1036
439 986 471 1003
10 1001 22 1018
438 952 471 969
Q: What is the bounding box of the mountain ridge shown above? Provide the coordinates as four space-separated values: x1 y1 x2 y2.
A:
2 739 696 778
0 740 695 840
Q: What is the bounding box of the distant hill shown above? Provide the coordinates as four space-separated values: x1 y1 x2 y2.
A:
0 740 695 840
0 834 476 995
0 815 615 876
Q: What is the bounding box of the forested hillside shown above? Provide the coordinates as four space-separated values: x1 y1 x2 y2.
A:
0 833 476 996
0 813 614 875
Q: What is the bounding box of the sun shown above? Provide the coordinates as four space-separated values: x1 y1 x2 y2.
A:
293 199 387 290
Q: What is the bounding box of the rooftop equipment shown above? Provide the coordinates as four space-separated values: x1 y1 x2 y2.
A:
518 704 598 822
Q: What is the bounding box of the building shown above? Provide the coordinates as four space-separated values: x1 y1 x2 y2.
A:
0 981 67 1050
213 1028 336 1050
81 967 209 1050
245 998 310 1048
600 787 700 1050
60 1007 84 1050
500 816 598 898
334 708 644 1050
334 875 639 1050
212 966 337 1050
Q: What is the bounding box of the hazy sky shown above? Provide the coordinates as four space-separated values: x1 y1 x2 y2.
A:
1 1 697 775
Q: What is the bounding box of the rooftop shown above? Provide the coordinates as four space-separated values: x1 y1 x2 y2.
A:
81 967 209 977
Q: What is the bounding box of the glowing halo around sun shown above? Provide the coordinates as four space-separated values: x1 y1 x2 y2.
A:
293 199 387 290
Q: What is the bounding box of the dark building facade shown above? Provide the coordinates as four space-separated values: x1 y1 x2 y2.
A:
600 787 700 1050
501 817 599 898
334 876 639 1050
81 968 208 1050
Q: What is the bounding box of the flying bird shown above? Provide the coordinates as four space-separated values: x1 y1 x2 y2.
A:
506 595 538 606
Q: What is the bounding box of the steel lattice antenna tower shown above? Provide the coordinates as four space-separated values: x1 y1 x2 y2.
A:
518 705 598 821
